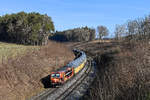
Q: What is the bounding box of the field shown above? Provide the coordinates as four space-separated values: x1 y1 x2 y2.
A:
0 42 39 63
0 41 75 100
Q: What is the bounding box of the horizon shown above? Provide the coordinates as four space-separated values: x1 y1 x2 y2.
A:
0 0 150 37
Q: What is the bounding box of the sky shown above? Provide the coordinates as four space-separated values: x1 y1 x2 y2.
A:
0 0 150 37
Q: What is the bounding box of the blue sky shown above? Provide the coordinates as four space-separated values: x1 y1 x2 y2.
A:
0 0 150 36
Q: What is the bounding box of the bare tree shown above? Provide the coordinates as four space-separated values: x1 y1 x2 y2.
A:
97 25 109 39
126 18 146 41
143 16 150 39
126 20 140 40
114 24 126 40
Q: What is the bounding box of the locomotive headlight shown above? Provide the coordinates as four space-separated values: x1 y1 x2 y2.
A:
54 79 57 82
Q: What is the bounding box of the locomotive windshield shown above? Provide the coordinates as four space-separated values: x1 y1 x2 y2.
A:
51 73 60 78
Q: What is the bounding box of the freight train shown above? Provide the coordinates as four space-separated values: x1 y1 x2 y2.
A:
50 49 87 85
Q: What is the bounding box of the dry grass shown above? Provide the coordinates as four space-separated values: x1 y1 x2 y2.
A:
66 40 150 100
0 41 75 100
92 42 149 100
0 42 39 63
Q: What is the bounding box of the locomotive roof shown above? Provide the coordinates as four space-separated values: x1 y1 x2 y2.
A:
53 49 86 72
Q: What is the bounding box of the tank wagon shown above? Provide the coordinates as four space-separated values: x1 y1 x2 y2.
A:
50 49 87 85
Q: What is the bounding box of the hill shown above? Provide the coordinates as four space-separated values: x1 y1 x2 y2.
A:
0 41 74 100
66 40 150 100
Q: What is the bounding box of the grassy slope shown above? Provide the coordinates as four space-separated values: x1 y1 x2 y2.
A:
0 42 39 63
0 41 75 100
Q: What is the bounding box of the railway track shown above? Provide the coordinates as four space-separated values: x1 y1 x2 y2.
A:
29 57 94 100
56 58 93 100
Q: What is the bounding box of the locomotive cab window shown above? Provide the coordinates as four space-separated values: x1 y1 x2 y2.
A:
51 73 60 78
65 69 73 77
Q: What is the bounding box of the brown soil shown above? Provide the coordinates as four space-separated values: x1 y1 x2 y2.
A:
0 41 75 100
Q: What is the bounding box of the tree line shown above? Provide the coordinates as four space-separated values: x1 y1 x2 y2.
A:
0 12 55 45
0 12 110 44
114 15 150 41
96 14 150 41
2 11 149 44
50 26 96 42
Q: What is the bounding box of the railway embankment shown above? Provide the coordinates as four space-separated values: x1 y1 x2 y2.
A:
29 53 96 100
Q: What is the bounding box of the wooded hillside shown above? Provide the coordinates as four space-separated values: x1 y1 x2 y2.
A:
0 12 55 45
51 27 95 42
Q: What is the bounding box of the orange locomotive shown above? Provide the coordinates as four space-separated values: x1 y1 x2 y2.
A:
50 68 74 85
50 50 87 86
